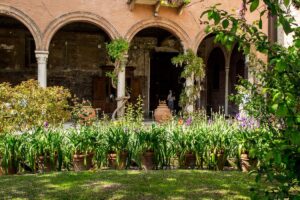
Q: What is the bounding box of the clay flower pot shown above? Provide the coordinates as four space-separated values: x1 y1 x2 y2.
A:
141 151 155 170
154 101 172 123
86 152 94 170
78 106 96 124
216 152 225 171
240 153 250 172
107 151 128 169
38 155 57 173
107 152 117 169
117 151 129 170
184 152 196 169
73 153 86 172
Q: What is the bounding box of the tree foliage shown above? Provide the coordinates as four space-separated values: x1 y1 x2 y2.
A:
202 0 300 198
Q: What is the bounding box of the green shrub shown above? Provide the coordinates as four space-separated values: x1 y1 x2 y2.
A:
0 80 71 134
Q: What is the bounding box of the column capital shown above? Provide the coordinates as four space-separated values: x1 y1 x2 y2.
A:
35 50 49 64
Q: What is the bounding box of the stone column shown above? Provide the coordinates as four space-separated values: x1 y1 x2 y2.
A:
117 54 128 117
35 51 49 88
186 74 194 113
225 61 230 116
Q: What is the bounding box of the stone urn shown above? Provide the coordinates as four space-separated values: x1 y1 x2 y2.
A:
154 101 172 123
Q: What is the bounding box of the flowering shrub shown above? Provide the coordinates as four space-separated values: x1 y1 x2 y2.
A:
0 80 71 134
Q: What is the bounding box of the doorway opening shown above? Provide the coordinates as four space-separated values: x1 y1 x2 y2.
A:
150 51 182 113
129 27 184 116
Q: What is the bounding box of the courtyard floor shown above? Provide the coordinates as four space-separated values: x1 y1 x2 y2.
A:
0 170 264 200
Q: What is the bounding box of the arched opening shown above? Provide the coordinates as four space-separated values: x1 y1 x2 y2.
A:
229 44 246 115
207 48 225 113
48 22 113 112
0 15 36 85
128 27 184 116
197 34 227 114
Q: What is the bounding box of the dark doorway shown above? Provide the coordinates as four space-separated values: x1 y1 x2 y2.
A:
150 52 183 112
0 16 37 85
207 48 225 114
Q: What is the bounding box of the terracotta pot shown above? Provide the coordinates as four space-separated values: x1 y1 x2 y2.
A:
4 157 18 175
184 152 196 169
141 151 155 170
107 151 128 169
154 101 172 123
117 151 128 170
240 153 250 172
38 155 57 173
107 152 117 169
216 152 225 171
79 106 96 124
86 152 94 170
73 154 86 172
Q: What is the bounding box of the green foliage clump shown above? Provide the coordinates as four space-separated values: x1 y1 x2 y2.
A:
123 95 144 125
0 80 71 134
106 38 130 88
0 112 265 173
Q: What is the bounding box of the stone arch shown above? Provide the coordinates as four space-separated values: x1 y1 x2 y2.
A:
196 32 230 61
42 11 120 51
193 31 207 53
125 18 191 50
0 4 42 49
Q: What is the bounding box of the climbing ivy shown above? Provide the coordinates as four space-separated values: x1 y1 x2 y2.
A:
172 49 205 112
106 38 130 88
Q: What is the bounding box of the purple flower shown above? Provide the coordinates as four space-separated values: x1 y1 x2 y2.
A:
185 117 192 126
208 119 212 125
44 121 49 128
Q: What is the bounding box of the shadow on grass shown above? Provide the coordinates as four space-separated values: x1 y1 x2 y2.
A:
0 170 260 200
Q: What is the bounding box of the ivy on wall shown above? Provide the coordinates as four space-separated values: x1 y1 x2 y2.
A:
172 49 205 112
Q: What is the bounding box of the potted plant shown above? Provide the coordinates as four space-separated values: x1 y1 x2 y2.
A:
67 126 96 171
71 98 96 125
235 114 260 172
0 134 21 175
106 125 131 169
135 125 161 170
207 114 236 171
24 128 62 173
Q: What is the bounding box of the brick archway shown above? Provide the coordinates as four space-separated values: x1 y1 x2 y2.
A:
193 32 207 53
42 11 120 51
125 18 191 50
195 32 230 62
0 4 42 49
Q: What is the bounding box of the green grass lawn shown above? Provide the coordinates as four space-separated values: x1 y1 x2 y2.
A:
0 170 262 200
